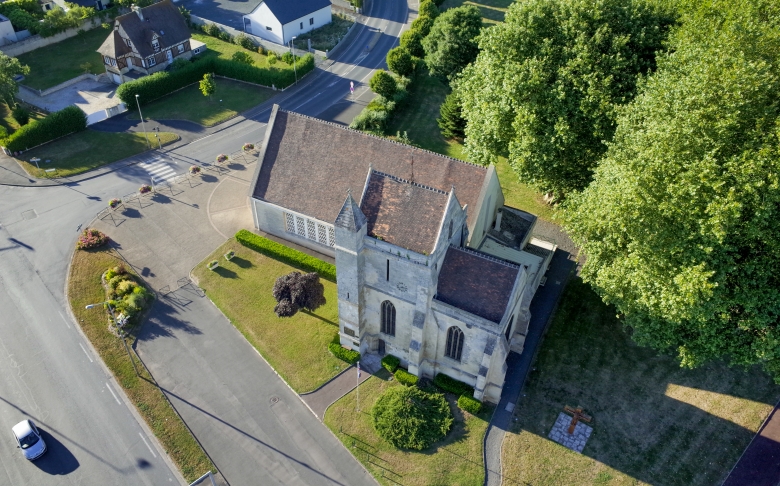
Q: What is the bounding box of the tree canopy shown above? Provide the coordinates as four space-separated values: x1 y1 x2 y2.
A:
272 272 326 317
199 73 216 99
0 53 29 107
456 0 674 196
565 0 780 380
422 5 482 83
369 70 397 99
371 385 452 450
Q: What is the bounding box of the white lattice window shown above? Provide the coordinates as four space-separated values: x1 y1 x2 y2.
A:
317 224 327 245
284 213 295 233
307 220 316 240
284 211 334 247
295 216 305 236
328 227 335 247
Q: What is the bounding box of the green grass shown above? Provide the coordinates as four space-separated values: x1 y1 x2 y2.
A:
68 248 215 482
293 14 355 52
439 0 513 25
193 32 272 67
192 239 349 393
0 103 46 135
502 278 780 486
324 372 492 486
127 78 275 126
16 130 178 178
17 25 111 90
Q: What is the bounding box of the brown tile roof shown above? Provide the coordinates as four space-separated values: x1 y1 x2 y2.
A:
435 247 520 323
114 0 190 58
360 171 449 254
252 108 488 229
97 30 132 58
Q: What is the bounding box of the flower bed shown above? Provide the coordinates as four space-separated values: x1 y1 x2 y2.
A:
242 143 254 151
139 184 152 194
224 250 235 261
216 154 228 164
76 228 110 250
189 165 202 175
108 198 122 209
102 264 154 331
207 260 219 270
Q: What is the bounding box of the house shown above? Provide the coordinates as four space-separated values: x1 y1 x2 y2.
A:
41 0 108 11
243 0 331 46
0 15 18 46
248 106 557 404
97 0 205 84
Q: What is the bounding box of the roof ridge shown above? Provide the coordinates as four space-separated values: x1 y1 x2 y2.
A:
450 245 521 270
279 108 488 172
371 169 449 195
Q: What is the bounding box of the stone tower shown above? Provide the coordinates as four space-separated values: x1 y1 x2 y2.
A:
333 191 367 351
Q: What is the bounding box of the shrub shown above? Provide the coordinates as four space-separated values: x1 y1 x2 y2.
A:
369 70 397 99
231 51 254 66
3 106 86 152
189 165 201 175
418 0 440 23
218 30 232 43
400 28 425 58
0 125 7 140
170 58 190 71
267 53 277 64
234 32 256 51
381 355 400 373
349 107 389 134
139 184 152 194
242 142 254 151
125 292 147 313
281 51 294 64
235 229 337 281
116 279 137 297
11 106 29 126
215 153 228 163
394 368 418 386
386 46 414 77
371 386 452 450
108 275 127 291
457 394 482 415
257 45 266 55
208 259 219 269
438 91 466 139
433 373 474 396
204 23 221 38
76 228 110 250
272 271 326 317
328 342 360 364
108 198 121 208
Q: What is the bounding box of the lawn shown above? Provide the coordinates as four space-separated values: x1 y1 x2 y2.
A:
127 78 275 126
192 239 349 393
0 102 46 135
324 372 492 486
501 278 780 486
293 13 355 52
17 25 111 91
16 129 178 178
439 0 513 25
387 72 555 221
193 32 272 67
68 247 215 482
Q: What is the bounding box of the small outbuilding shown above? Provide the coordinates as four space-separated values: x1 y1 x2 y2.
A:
243 0 332 46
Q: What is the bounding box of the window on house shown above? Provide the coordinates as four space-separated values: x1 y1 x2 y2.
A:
309 17 314 25
266 26 272 31
103 56 111 65
300 22 303 29
148 56 156 66
110 58 117 67
386 259 389 281
448 220 453 240
126 39 131 47
152 39 160 52
504 315 514 343
381 301 396 336
445 327 464 361
177 44 184 53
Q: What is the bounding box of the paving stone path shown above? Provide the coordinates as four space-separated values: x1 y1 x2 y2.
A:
548 412 593 454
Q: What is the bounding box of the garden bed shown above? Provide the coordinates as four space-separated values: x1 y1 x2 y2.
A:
293 14 355 52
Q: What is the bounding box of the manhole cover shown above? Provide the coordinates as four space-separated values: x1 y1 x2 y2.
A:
270 396 280 405
21 209 37 220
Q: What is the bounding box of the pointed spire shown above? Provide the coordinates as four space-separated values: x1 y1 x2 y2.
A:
335 190 367 231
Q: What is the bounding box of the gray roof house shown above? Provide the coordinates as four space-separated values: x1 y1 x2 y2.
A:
243 0 332 46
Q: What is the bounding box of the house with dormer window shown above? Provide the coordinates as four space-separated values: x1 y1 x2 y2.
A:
248 106 557 404
97 0 205 84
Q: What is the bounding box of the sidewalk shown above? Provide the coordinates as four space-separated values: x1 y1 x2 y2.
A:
301 365 372 420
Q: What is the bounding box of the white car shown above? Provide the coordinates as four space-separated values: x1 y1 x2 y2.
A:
12 420 46 460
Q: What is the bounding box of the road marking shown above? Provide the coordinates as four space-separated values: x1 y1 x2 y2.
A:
78 342 93 362
58 311 71 329
106 382 121 405
139 433 157 458
140 158 177 183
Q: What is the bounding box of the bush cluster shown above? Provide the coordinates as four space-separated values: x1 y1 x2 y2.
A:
350 73 410 135
433 372 474 396
235 229 336 281
280 51 294 64
0 0 43 34
234 33 256 51
457 394 482 415
328 342 360 364
381 355 400 373
76 228 110 250
394 368 418 386
3 106 87 152
11 106 29 126
398 0 439 58
371 385 452 450
105 268 152 319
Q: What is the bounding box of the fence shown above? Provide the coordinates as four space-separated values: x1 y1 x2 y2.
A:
0 18 102 57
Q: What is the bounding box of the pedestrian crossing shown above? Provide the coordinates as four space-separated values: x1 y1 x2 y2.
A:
139 156 177 185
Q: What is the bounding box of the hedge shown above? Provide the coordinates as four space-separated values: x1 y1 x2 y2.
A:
457 394 482 415
381 355 400 373
117 54 316 107
433 373 474 396
3 106 87 152
394 368 418 386
328 342 360 365
235 230 336 281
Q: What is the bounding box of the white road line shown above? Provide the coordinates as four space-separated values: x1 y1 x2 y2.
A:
78 342 93 362
139 433 157 458
106 382 121 405
58 311 71 329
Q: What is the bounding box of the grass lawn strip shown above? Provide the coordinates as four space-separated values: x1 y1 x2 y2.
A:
16 130 178 179
192 239 348 393
501 279 780 486
17 25 111 90
68 248 215 482
126 78 275 127
324 372 491 486
194 32 282 69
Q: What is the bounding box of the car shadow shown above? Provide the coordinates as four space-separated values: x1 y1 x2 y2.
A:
33 430 79 475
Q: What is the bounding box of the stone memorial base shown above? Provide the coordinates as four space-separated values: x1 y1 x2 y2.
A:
548 412 592 453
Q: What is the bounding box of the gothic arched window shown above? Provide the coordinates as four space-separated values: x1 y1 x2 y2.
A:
445 326 464 361
381 300 396 336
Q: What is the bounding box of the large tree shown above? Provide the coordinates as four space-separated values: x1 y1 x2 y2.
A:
456 0 674 197
0 53 29 107
422 5 482 83
272 272 326 317
566 0 780 379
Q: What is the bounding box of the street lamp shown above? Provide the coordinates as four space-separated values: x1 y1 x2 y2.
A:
135 94 150 149
290 36 298 85
85 301 140 376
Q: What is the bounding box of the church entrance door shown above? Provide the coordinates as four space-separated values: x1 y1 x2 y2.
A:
378 339 386 356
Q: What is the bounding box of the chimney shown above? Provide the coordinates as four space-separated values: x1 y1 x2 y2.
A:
131 4 143 21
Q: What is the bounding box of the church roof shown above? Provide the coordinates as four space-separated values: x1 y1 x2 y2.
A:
359 170 449 254
435 247 520 323
251 107 488 231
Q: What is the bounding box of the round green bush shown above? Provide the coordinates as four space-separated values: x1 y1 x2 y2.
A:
371 386 453 450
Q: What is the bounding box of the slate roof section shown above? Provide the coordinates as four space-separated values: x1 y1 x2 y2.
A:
98 30 132 58
114 0 190 58
435 247 520 323
262 0 332 25
252 108 488 230
335 192 367 231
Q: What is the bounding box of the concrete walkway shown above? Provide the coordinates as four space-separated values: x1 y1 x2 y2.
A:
301 365 372 420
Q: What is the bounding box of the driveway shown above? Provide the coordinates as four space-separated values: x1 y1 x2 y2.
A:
18 79 125 125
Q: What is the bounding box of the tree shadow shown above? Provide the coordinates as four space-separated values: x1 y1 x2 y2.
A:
136 295 205 341
200 174 218 183
151 193 171 204
33 430 80 475
227 163 245 171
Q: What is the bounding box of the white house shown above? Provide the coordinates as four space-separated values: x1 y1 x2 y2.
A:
243 0 332 46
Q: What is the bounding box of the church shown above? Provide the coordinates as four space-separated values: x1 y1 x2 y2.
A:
248 106 555 403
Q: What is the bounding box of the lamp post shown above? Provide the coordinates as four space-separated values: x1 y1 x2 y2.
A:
85 301 140 376
135 94 150 149
290 36 298 85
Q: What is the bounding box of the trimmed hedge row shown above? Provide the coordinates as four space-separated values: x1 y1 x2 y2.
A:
328 342 360 365
3 106 87 152
457 394 482 415
117 54 315 107
433 373 474 396
381 355 400 373
394 368 418 386
235 230 336 281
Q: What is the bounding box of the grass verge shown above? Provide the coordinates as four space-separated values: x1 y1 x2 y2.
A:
324 372 491 486
194 32 274 68
293 14 355 52
126 78 275 127
68 247 215 482
192 239 348 393
502 278 780 486
439 0 512 25
16 130 178 178
0 102 46 135
17 25 111 90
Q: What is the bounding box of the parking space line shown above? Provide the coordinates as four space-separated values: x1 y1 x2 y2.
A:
139 432 157 458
